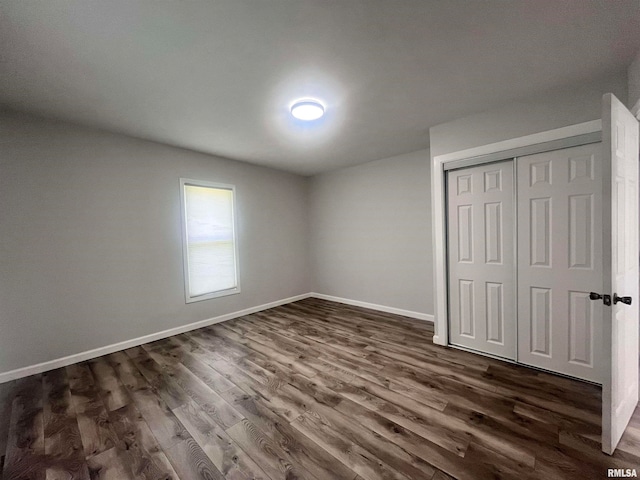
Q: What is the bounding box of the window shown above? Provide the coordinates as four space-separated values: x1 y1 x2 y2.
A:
180 179 240 302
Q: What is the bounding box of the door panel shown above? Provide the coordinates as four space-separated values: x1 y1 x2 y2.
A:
486 282 504 343
602 93 639 455
517 143 603 382
447 161 516 359
530 197 551 266
569 194 593 268
568 291 594 366
458 205 473 262
485 202 503 264
530 287 551 356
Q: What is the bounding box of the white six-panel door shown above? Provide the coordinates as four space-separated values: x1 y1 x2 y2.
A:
516 143 603 383
447 161 516 359
602 93 639 454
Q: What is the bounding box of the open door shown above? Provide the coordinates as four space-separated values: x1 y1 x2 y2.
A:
602 93 640 455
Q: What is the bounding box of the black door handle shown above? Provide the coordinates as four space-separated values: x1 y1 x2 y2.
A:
590 292 612 306
614 293 632 305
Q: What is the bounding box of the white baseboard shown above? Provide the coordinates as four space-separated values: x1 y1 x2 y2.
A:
0 293 312 384
0 292 434 384
309 292 434 323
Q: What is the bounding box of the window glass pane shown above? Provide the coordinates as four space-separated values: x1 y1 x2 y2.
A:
184 184 236 297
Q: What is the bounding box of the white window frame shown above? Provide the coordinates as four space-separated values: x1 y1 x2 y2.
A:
179 178 241 303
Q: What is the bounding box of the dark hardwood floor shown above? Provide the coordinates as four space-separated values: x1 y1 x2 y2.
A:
1 297 639 479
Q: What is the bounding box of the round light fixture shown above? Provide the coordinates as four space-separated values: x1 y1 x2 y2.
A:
291 100 324 121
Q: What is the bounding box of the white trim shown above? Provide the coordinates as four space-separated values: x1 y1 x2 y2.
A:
442 132 601 172
434 120 602 164
0 293 311 384
431 120 602 347
309 292 434 322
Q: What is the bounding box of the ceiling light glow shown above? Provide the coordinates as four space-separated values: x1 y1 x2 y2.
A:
291 100 324 121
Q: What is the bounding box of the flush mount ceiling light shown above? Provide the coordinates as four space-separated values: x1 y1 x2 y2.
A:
290 100 324 121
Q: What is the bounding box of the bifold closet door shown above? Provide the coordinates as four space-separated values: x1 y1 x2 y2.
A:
447 161 516 360
517 143 603 383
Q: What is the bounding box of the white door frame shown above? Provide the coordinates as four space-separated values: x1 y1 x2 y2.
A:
431 120 603 346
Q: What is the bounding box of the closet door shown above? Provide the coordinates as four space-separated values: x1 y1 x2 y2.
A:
447 161 516 360
517 143 603 383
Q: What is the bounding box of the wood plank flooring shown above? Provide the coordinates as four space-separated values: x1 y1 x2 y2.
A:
1 297 639 479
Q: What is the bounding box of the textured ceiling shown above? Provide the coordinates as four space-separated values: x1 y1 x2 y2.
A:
1 1 639 174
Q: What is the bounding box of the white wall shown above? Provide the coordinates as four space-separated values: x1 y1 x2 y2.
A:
430 72 628 158
0 112 311 374
1 69 633 376
309 150 432 316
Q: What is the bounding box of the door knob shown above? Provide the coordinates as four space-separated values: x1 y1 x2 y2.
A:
613 293 632 305
589 292 612 306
